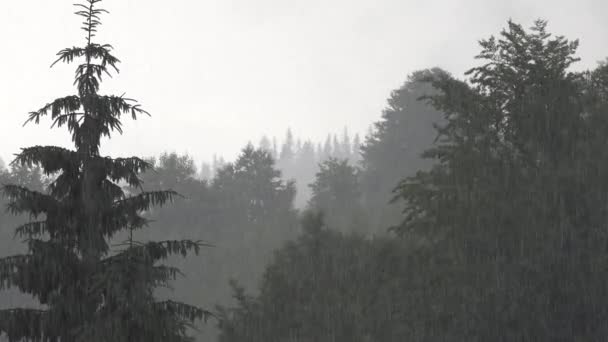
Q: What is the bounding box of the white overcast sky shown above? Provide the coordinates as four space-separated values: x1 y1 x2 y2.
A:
1 0 607 165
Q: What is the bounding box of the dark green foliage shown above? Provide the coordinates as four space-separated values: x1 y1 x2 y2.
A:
307 158 366 233
392 20 608 340
0 2 209 341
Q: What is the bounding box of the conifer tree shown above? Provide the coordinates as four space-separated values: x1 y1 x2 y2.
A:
258 136 272 153
308 158 364 233
0 1 210 341
341 127 352 160
360 68 446 231
351 134 361 163
279 129 294 163
316 143 323 162
200 162 212 181
393 20 608 340
271 137 279 160
322 135 332 160
332 135 341 159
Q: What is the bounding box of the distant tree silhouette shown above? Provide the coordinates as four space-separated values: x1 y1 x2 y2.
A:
258 135 272 153
351 133 362 163
144 153 198 190
322 134 332 160
360 67 447 231
216 212 411 342
308 158 366 233
341 127 352 160
199 162 212 181
278 129 295 163
213 145 297 243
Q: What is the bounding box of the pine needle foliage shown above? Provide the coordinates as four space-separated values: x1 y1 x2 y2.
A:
0 1 211 341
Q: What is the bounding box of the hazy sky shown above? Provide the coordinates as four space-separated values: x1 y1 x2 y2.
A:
1 0 607 166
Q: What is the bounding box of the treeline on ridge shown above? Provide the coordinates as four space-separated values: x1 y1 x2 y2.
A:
2 18 608 342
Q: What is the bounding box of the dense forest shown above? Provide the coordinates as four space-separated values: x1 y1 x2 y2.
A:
2 1 608 341
200 127 363 208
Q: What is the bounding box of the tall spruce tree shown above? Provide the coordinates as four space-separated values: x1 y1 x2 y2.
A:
0 1 210 341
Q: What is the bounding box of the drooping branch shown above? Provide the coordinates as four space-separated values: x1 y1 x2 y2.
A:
1 185 57 217
0 241 79 300
110 240 211 264
0 308 52 342
91 95 150 120
103 157 153 188
0 255 30 290
25 96 81 126
13 146 80 175
101 209 150 238
52 44 120 71
153 300 214 323
13 221 48 239
113 190 182 213
90 261 184 295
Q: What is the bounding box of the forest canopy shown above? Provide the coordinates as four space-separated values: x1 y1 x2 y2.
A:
1 8 608 342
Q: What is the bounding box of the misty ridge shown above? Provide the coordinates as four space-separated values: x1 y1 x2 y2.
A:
2 1 608 342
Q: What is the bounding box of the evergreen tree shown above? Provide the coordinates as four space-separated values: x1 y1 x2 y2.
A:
212 154 226 177
291 140 317 208
316 143 323 162
297 141 316 166
332 134 341 159
322 134 332 160
295 139 302 156
3 164 46 191
360 68 447 231
217 212 410 342
351 133 361 163
308 158 365 233
271 137 278 160
199 162 212 181
211 145 298 290
258 135 271 153
393 20 608 340
279 129 294 163
144 153 197 190
139 152 204 238
341 127 352 160
213 145 297 236
0 2 210 341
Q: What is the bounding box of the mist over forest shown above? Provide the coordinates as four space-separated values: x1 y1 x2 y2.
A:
2 1 608 341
